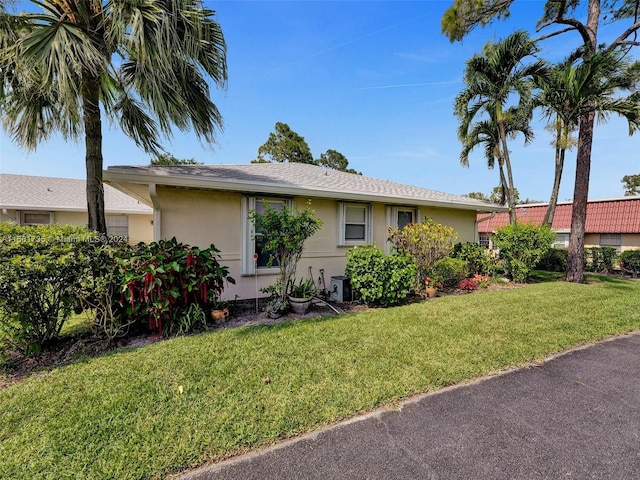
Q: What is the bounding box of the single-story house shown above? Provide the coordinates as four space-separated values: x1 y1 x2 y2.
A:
104 163 505 300
0 173 153 244
477 197 640 252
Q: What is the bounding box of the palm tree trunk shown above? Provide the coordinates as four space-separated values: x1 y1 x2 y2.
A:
543 122 566 226
566 110 595 283
82 70 107 234
497 117 517 224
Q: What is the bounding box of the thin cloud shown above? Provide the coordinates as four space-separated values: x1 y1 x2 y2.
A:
354 80 459 91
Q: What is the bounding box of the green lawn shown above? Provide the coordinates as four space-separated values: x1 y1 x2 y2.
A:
2 277 639 479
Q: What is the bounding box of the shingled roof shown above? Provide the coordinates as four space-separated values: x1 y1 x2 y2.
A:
0 174 152 214
105 163 504 212
477 197 640 233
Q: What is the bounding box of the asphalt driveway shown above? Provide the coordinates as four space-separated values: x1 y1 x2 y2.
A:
181 332 640 480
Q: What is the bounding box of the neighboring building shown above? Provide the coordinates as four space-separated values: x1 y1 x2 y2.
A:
0 173 153 244
104 163 505 300
477 197 640 252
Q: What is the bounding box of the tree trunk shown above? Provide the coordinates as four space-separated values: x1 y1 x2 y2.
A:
82 70 106 234
543 122 566 226
566 110 595 283
566 0 600 283
497 117 517 224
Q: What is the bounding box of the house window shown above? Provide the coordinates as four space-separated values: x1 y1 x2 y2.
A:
338 203 371 246
600 233 621 252
106 215 128 237
387 206 418 231
20 212 52 226
479 232 490 247
242 197 293 275
554 233 569 248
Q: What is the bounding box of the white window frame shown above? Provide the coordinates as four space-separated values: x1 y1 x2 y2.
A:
20 211 53 226
386 206 419 230
106 215 129 237
242 196 293 275
338 202 372 246
479 232 490 248
553 233 570 249
385 206 419 253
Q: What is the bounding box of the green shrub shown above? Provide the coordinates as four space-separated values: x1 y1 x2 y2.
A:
584 247 617 273
452 242 498 275
492 224 555 283
387 219 458 288
429 257 469 288
0 224 100 352
536 248 568 272
345 245 417 307
619 250 640 275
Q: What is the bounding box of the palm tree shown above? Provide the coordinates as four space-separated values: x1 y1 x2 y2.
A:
0 1 227 233
455 30 547 224
459 105 534 206
535 52 640 226
534 61 579 225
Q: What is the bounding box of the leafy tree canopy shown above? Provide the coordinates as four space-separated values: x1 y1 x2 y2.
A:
150 154 202 165
253 122 314 164
252 122 361 173
622 174 640 195
317 149 361 174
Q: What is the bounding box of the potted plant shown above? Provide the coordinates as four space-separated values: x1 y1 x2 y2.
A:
423 277 441 298
264 297 288 319
287 277 317 314
209 297 230 322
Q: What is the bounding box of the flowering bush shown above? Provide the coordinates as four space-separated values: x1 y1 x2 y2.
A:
458 277 479 291
458 274 491 291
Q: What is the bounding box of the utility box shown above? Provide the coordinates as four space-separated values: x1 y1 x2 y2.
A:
330 276 352 303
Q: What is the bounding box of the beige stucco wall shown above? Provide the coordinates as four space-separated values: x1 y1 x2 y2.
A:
621 234 640 250
155 187 479 300
127 214 153 244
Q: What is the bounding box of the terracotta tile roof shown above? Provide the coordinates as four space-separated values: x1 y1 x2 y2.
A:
106 163 506 212
0 174 152 214
477 198 640 233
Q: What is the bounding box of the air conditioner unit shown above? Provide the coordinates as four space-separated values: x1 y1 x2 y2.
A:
330 276 352 303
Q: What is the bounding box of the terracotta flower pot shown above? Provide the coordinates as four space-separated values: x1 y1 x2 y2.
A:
425 287 437 298
211 307 229 322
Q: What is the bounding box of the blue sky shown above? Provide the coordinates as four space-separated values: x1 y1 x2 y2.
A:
1 1 638 202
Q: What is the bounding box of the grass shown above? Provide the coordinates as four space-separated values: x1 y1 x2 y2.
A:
1 277 640 479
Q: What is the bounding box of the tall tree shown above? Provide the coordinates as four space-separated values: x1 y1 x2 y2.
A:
442 0 640 282
0 1 227 233
253 122 314 164
622 174 640 195
316 149 361 174
534 60 579 225
455 30 545 223
253 122 361 173
458 105 533 207
535 52 640 225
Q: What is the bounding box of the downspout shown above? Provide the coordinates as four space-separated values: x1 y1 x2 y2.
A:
149 183 161 241
475 211 497 243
